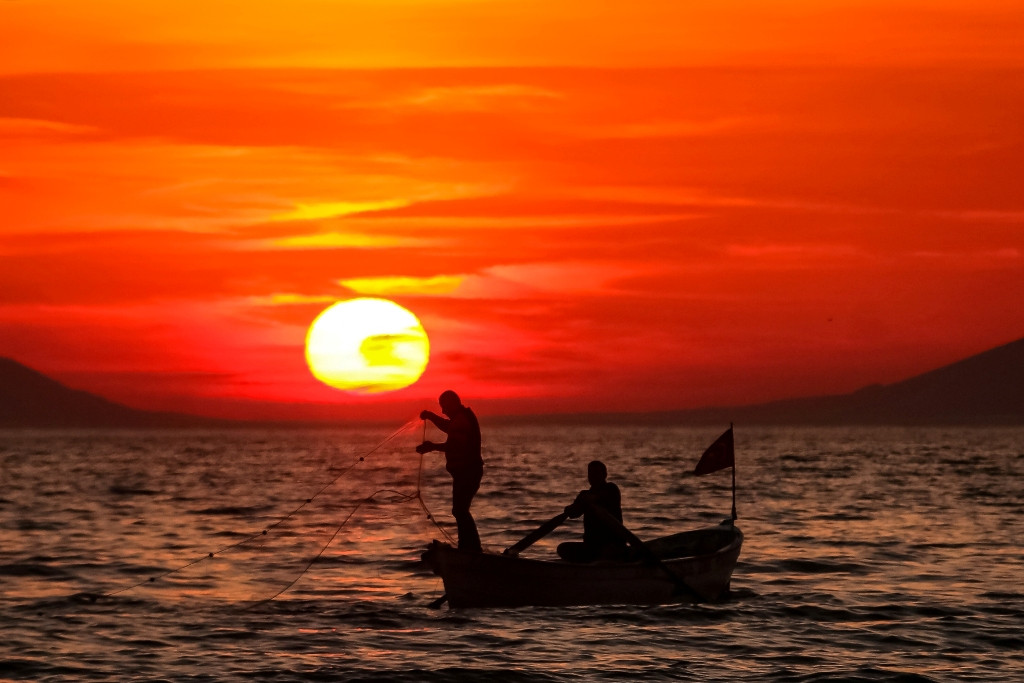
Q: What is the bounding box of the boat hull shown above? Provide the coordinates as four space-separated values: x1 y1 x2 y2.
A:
422 522 742 608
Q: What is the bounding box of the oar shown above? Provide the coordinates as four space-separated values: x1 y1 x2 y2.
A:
502 511 571 557
581 502 702 603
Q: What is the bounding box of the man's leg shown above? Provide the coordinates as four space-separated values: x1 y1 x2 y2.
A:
451 471 482 552
557 542 596 563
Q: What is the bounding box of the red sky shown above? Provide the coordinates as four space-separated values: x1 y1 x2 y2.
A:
2 1 1023 420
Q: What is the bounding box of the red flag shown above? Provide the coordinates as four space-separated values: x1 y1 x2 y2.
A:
694 427 734 475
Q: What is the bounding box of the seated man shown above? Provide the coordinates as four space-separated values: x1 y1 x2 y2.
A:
557 460 629 563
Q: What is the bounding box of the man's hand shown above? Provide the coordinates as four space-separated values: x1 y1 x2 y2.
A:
416 441 436 454
419 410 435 421
575 490 595 506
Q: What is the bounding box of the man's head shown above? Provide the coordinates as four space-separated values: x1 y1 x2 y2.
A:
587 460 608 486
438 390 462 416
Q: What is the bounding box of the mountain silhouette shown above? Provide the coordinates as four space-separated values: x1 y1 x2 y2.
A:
0 358 225 428
666 336 1024 425
2 336 1023 427
500 336 1024 426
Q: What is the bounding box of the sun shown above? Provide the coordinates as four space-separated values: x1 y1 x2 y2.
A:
305 298 430 394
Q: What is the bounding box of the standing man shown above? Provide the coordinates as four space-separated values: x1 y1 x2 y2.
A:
416 390 483 552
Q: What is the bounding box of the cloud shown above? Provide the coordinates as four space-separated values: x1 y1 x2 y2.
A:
270 199 411 221
346 261 644 302
577 116 767 140
340 275 465 296
931 209 1024 224
262 232 434 250
724 243 870 266
388 84 564 111
0 117 98 138
478 261 639 297
246 293 338 306
7 0 1024 75
3 63 1024 417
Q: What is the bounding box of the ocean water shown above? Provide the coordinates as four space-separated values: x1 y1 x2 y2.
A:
1 423 1022 682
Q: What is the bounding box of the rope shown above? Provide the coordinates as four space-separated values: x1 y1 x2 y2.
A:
242 487 419 609
414 454 457 546
101 417 423 599
243 444 454 608
415 417 456 544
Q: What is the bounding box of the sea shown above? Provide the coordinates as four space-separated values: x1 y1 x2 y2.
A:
1 423 1022 682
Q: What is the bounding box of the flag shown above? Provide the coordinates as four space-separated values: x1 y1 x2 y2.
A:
694 426 734 476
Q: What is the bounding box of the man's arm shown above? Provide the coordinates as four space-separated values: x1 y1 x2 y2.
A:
416 440 447 454
564 490 590 518
420 410 452 433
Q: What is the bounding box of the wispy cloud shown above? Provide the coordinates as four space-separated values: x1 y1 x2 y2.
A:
578 116 767 139
2 63 1023 417
389 84 564 111
270 199 411 221
340 275 465 296
0 117 98 138
262 232 435 250
246 293 338 306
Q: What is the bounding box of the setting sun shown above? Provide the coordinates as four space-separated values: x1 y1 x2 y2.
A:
1 0 1022 420
304 298 429 394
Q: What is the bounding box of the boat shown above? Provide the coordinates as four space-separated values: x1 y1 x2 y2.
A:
421 519 742 608
423 426 744 608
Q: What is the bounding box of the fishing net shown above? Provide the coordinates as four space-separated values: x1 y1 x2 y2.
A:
90 418 456 606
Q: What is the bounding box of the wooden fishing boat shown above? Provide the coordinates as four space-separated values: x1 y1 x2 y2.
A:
421 520 742 608
423 427 744 608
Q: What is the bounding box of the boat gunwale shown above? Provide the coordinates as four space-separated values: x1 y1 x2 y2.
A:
422 522 742 607
430 521 741 565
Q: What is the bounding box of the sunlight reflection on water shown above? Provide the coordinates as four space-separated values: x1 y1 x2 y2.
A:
1 425 1022 681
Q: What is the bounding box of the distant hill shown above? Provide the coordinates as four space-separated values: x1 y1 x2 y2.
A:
499 336 1024 426
3 336 1023 427
0 358 227 428
648 336 1024 426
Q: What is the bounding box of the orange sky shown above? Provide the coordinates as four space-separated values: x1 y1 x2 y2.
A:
2 1 1023 420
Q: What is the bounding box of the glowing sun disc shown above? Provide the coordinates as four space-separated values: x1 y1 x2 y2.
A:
305 298 429 394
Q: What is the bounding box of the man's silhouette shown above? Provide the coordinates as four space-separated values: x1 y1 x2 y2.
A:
557 460 628 563
416 390 483 552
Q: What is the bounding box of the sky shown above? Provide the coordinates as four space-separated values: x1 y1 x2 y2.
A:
2 0 1023 421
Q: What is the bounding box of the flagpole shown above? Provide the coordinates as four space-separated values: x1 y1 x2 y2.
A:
693 423 738 520
730 422 737 521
